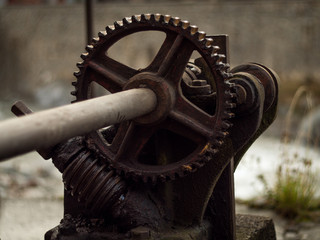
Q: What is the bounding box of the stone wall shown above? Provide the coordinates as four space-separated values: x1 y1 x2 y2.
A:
0 1 319 98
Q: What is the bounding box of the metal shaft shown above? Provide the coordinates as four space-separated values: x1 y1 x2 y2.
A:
0 88 157 161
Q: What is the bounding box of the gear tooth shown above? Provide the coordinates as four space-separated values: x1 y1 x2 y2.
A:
141 13 151 21
140 14 146 21
216 61 227 70
192 162 203 168
212 53 219 60
132 15 141 22
159 14 165 23
169 17 180 26
223 72 233 78
180 20 190 29
73 71 81 78
81 52 89 60
76 61 84 69
91 37 99 44
221 121 232 129
188 25 198 35
219 54 226 61
150 13 159 22
212 45 220 54
217 61 225 68
212 148 219 155
106 25 115 34
197 31 206 41
213 139 224 147
153 13 161 22
212 53 225 63
218 131 229 138
71 81 77 86
205 38 214 47
230 92 238 99
221 64 230 72
226 89 237 99
98 31 107 38
220 71 231 78
85 45 94 53
149 14 155 22
164 14 171 23
71 90 77 96
226 80 235 88
224 89 232 96
225 101 237 109
114 21 123 29
203 45 213 53
122 17 131 25
224 111 235 119
182 164 193 173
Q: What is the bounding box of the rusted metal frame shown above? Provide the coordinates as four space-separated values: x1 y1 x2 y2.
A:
229 63 279 168
208 157 236 240
208 61 278 239
200 35 236 240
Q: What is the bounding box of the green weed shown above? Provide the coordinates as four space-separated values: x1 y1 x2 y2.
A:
268 155 318 219
259 85 320 220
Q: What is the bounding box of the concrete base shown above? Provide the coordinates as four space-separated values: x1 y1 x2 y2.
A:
45 214 276 240
45 219 213 240
236 214 276 240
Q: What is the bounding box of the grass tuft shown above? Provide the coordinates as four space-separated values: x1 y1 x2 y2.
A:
268 156 318 219
258 85 320 220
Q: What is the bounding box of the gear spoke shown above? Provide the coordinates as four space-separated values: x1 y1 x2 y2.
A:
107 122 130 154
162 41 194 84
88 56 138 92
146 32 178 73
115 122 156 163
147 33 194 83
169 97 215 139
162 118 207 144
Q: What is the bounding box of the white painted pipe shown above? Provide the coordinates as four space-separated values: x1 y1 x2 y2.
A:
0 88 157 161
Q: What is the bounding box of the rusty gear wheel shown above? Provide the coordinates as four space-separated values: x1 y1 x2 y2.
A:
72 14 235 183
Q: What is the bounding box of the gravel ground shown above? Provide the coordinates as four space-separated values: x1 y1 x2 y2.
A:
0 152 63 240
0 152 63 200
0 199 63 240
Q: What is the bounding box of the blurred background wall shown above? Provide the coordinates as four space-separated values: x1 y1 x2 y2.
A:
0 1 319 100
